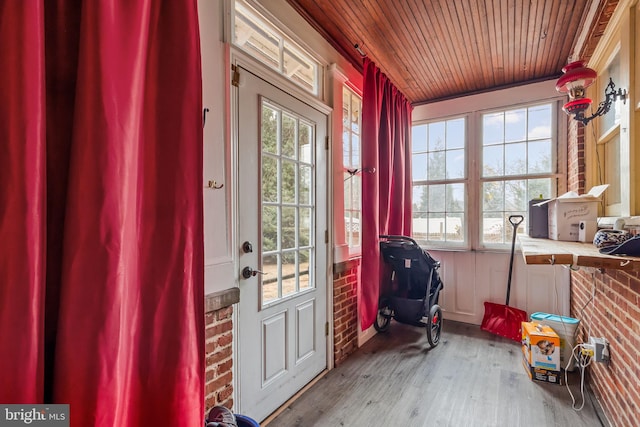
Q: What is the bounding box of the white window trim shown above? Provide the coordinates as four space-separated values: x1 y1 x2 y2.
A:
329 64 363 262
342 85 363 258
412 79 567 251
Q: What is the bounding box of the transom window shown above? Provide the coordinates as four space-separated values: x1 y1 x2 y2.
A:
233 0 320 95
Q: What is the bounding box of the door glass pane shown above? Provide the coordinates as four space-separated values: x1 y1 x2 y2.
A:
261 99 316 305
300 165 311 204
262 156 278 202
282 251 297 297
299 122 313 163
282 113 296 159
282 160 296 203
300 208 311 247
262 206 278 252
299 249 311 290
262 254 279 304
262 105 278 154
281 206 296 250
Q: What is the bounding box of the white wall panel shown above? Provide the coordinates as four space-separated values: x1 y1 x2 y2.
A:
428 250 570 326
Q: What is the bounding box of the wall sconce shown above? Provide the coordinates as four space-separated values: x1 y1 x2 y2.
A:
556 60 627 126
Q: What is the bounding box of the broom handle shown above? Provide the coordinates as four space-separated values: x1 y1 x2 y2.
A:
506 215 524 306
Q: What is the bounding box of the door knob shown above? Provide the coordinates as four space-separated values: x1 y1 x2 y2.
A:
242 266 264 279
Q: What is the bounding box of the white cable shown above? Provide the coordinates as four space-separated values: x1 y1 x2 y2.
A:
565 343 593 411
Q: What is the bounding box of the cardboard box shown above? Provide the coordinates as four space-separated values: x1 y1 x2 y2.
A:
521 322 562 384
535 185 608 241
521 358 562 385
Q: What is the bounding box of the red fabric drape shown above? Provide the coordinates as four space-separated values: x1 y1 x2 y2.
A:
0 1 204 426
360 58 413 330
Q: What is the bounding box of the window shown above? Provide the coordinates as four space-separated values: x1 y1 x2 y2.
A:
595 52 623 215
481 104 555 245
343 87 361 249
585 3 638 218
233 0 321 95
412 94 561 249
412 118 466 244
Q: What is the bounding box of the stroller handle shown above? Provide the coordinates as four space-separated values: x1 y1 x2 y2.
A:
379 235 419 246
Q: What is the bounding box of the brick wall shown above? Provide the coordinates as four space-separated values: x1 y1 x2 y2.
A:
204 306 234 414
566 118 586 194
571 269 640 427
566 103 640 425
333 258 360 366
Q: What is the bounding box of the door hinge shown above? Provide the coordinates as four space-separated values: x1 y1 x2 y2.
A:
325 230 328 243
325 136 329 150
231 64 240 87
325 322 329 336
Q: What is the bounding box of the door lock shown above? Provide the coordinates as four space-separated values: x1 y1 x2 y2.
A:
242 241 253 253
242 266 264 279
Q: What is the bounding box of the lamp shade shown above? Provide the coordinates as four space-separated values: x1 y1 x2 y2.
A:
556 61 597 95
563 98 592 115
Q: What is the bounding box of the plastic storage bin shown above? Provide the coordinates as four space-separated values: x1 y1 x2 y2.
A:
530 312 580 371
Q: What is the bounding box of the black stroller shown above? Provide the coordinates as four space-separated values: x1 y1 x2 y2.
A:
374 235 444 347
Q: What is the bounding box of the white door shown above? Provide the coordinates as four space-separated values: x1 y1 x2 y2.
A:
236 67 328 422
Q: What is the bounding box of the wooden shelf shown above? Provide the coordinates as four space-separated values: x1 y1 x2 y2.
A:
518 235 640 272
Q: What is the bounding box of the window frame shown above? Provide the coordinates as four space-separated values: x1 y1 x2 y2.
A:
478 102 560 249
411 116 469 249
411 81 567 251
342 85 363 256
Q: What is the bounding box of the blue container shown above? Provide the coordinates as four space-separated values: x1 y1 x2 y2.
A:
235 414 260 427
530 312 580 371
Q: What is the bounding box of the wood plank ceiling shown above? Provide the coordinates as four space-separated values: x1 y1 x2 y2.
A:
286 0 617 105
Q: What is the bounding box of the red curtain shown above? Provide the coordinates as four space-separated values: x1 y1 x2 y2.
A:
0 1 204 426
360 58 413 330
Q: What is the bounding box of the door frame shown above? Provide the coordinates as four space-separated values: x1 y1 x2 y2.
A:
229 50 335 414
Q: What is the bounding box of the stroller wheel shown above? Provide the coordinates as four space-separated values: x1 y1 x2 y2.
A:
426 304 442 347
374 298 392 332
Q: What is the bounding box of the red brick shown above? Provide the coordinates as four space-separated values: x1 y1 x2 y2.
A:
215 306 233 321
207 371 233 394
208 319 233 337
217 385 233 403
205 312 215 325
216 332 233 347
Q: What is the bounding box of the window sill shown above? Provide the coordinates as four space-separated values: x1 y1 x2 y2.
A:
518 235 640 272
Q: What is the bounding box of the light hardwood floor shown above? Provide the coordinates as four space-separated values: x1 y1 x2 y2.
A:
265 320 607 427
